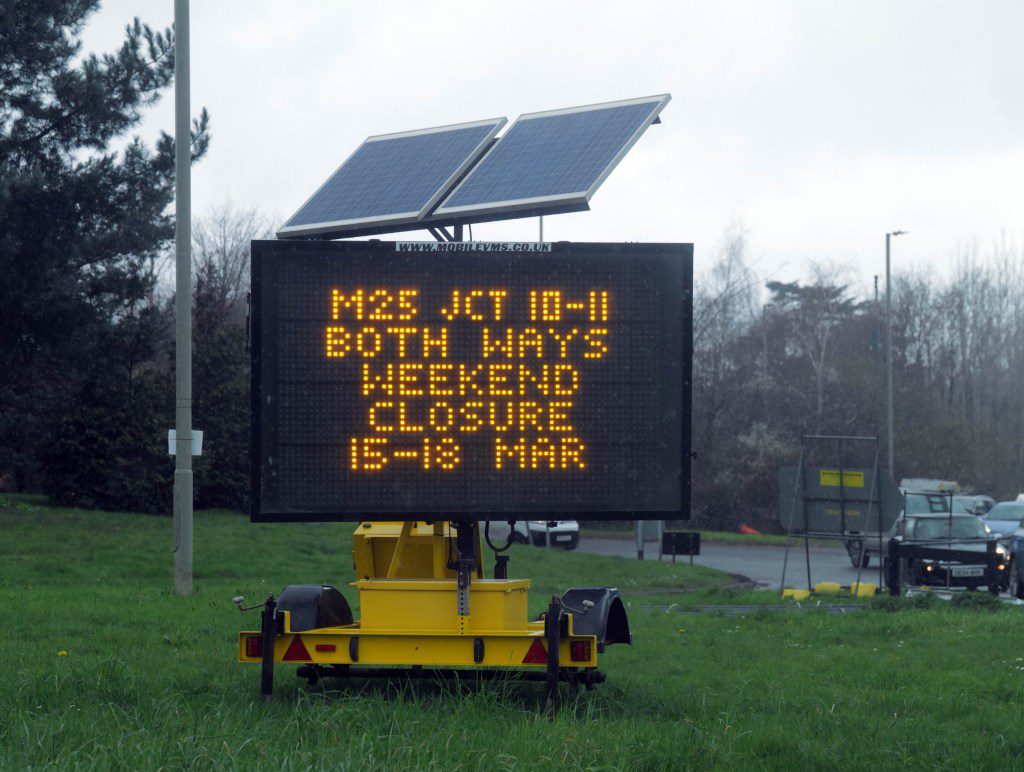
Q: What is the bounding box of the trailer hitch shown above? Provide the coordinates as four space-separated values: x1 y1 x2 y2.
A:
232 595 267 612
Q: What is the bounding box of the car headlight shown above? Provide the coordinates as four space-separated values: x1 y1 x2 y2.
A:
996 545 1009 557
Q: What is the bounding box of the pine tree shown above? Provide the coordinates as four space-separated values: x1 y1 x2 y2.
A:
0 1 209 491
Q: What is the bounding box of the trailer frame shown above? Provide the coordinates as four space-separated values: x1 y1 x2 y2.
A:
238 521 629 710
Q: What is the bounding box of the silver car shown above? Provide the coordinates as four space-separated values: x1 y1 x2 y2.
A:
981 502 1024 539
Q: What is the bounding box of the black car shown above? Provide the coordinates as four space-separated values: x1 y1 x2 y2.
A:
890 513 1010 591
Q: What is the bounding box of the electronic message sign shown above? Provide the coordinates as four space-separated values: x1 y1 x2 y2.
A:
250 240 692 521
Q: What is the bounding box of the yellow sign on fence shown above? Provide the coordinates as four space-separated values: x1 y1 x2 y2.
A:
819 469 865 488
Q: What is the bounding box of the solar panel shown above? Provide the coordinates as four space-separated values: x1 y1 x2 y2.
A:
433 94 669 218
277 117 506 238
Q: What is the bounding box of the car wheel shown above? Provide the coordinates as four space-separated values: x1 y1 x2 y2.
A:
845 539 865 568
1010 561 1024 600
512 533 528 545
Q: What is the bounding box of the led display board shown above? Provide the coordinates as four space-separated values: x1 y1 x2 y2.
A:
250 240 692 522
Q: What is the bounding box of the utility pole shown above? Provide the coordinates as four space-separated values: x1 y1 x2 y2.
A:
173 0 193 595
761 303 772 415
885 230 907 480
873 275 879 354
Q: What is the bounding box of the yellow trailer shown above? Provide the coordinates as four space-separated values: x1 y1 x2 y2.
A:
237 520 631 706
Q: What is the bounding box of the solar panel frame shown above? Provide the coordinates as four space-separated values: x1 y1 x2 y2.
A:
433 94 670 219
276 117 507 239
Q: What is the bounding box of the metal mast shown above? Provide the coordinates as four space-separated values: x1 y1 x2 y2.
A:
173 0 194 594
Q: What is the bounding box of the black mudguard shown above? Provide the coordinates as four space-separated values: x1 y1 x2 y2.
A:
277 585 354 631
561 587 632 651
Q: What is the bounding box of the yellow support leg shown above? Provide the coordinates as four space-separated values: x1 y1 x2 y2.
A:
432 521 447 578
386 521 413 578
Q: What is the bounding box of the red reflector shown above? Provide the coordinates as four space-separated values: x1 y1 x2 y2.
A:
315 644 336 653
522 638 547 664
283 636 311 662
244 636 263 658
570 640 592 662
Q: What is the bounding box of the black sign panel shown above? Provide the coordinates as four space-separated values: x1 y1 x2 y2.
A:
777 466 902 534
250 240 692 522
662 531 701 556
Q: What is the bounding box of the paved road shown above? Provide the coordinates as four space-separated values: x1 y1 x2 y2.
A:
578 537 885 590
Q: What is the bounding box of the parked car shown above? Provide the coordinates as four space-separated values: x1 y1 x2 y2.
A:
981 502 1024 538
847 492 979 567
905 493 977 516
889 512 1010 591
961 496 993 515
974 495 996 515
485 519 579 550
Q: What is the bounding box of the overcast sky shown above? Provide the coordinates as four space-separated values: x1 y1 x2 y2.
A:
83 1 1024 287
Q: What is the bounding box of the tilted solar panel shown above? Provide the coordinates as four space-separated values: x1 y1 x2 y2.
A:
277 117 506 238
433 94 669 218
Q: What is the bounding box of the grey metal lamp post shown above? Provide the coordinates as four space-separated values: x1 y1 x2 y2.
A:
885 230 907 479
173 0 193 595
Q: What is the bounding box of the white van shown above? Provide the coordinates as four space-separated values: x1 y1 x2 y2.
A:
485 520 579 550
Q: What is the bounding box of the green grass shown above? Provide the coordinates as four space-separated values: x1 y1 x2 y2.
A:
696 530 846 548
3 494 1024 769
689 529 789 545
581 522 827 546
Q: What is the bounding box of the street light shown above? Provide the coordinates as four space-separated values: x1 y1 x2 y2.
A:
173 0 193 595
885 230 907 480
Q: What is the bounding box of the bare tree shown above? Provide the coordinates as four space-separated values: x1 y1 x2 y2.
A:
192 201 272 315
693 219 759 349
